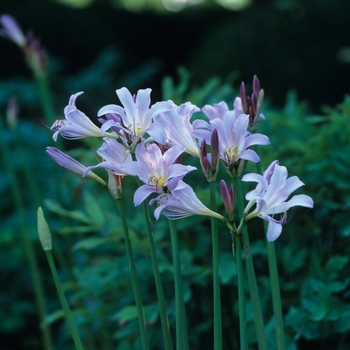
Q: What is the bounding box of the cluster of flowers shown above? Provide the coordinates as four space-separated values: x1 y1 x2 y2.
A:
47 78 313 242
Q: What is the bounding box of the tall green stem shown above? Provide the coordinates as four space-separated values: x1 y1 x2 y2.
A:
139 197 173 350
35 75 56 124
209 182 222 350
0 119 53 350
255 154 285 350
168 220 188 350
233 177 267 350
115 199 149 350
45 250 84 350
234 233 248 350
266 240 285 350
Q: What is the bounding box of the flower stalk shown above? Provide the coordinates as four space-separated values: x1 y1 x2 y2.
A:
138 180 173 350
254 150 286 350
233 177 268 350
168 220 189 350
37 208 83 350
0 116 53 350
210 181 222 350
115 198 149 350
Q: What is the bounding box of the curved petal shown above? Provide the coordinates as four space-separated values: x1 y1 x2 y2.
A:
240 149 260 163
117 87 136 123
266 219 283 242
245 133 270 148
135 88 152 118
134 185 155 206
163 145 186 167
97 104 125 117
167 164 196 180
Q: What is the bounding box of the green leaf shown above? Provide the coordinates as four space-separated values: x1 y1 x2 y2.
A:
45 309 65 325
83 191 106 227
333 307 350 333
72 237 108 251
44 199 91 224
324 255 349 281
58 225 97 235
111 303 159 324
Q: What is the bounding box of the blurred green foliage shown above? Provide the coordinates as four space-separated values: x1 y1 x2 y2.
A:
1 45 350 350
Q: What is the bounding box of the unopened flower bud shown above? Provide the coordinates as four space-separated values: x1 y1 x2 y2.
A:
252 74 261 98
0 14 26 48
24 31 48 78
46 147 107 186
200 131 220 182
220 180 234 221
37 207 52 251
108 171 122 200
210 128 219 179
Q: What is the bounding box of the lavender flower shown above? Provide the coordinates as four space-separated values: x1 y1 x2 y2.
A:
242 160 314 241
97 87 173 146
46 147 106 186
150 180 224 221
122 143 196 206
50 92 118 141
147 102 201 157
193 105 269 176
83 138 132 177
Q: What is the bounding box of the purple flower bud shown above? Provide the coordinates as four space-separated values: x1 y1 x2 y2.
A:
240 81 249 114
210 129 219 175
252 75 260 98
251 93 257 116
46 147 107 186
0 14 26 47
220 180 234 221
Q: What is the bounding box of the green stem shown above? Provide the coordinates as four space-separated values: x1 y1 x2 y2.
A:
234 233 248 350
209 182 222 350
0 119 53 350
45 250 84 350
266 240 285 350
233 177 267 350
139 197 173 350
35 75 56 125
255 151 285 350
168 220 188 350
115 198 149 350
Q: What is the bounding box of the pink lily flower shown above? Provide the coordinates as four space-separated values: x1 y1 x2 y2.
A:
147 102 201 157
193 102 269 176
121 142 196 206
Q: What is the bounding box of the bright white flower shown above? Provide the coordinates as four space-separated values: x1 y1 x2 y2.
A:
242 160 314 241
